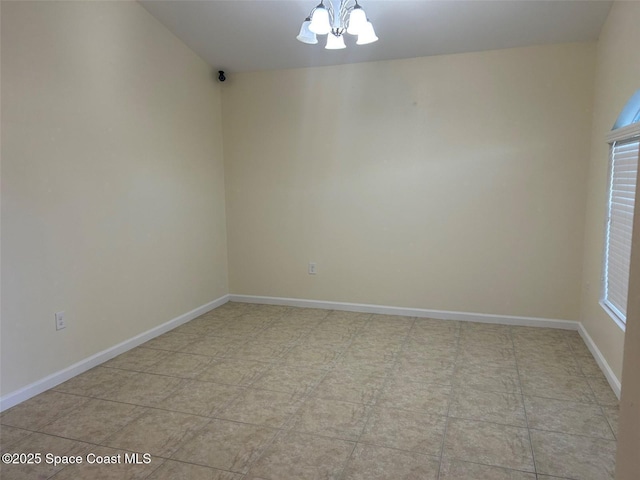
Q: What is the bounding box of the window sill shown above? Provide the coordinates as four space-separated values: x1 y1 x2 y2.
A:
599 300 627 332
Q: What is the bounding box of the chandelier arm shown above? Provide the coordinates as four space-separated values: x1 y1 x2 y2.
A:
307 1 327 20
339 1 348 25
325 0 355 36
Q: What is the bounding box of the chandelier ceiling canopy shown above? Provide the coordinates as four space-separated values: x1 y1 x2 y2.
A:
297 0 378 49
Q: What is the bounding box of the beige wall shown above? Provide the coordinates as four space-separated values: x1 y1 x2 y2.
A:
579 0 640 381
0 1 228 396
223 43 595 320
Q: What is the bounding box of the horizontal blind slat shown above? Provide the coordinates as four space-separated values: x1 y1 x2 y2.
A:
604 138 639 323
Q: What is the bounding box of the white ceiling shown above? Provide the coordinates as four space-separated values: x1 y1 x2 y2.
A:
139 0 612 74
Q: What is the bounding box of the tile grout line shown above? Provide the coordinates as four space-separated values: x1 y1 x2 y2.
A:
580 357 619 443
234 308 367 478
334 314 417 480
125 305 294 479
243 309 331 384
566 333 620 443
43 305 284 479
510 326 538 477
436 320 462 480
201 305 311 478
5 309 394 479
42 310 354 444
290 311 376 479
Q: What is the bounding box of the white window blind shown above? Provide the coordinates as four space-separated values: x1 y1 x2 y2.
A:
603 136 639 324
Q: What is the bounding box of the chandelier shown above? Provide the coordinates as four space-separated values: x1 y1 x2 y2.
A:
297 0 378 49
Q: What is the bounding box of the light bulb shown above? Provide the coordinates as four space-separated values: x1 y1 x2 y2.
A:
309 4 331 35
356 20 378 45
347 6 367 35
325 33 346 50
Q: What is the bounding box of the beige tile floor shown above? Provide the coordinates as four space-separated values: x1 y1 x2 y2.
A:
0 302 619 480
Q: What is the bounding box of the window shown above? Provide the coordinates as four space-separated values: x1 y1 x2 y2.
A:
602 90 640 329
602 136 639 327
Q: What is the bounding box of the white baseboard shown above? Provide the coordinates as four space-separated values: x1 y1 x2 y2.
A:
230 294 579 330
578 323 622 399
0 295 230 412
231 295 624 397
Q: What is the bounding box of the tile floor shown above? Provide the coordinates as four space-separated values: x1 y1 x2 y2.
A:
0 302 619 479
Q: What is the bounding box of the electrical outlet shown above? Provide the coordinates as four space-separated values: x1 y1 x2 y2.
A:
308 262 317 275
55 311 66 330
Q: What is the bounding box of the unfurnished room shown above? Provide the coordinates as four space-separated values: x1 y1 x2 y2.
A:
1 1 639 479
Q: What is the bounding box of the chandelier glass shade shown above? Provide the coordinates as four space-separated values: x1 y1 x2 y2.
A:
325 32 347 49
296 18 318 44
296 0 378 49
